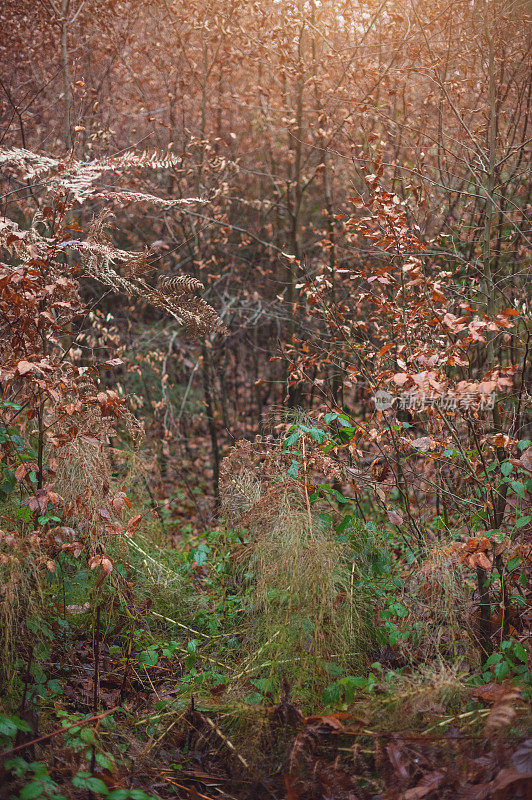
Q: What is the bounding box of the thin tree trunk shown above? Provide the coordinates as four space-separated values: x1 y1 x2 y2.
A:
61 0 72 150
201 343 220 513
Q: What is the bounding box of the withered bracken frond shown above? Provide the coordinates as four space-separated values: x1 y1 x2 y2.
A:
0 147 58 177
0 147 203 205
90 189 202 209
484 686 522 736
157 275 205 296
1 149 224 337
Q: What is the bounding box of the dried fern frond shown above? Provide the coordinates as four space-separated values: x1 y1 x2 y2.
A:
145 292 222 336
0 147 58 178
0 147 203 205
157 275 205 296
484 686 522 736
90 189 202 208
70 215 223 336
1 149 224 337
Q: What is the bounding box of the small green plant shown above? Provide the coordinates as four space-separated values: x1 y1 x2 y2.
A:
322 672 379 707
5 759 67 800
481 639 529 684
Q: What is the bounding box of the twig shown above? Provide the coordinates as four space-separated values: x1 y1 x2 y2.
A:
196 711 278 800
0 709 118 758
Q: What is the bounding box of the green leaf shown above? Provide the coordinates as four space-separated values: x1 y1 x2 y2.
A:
80 728 95 745
515 515 531 529
340 675 368 689
485 653 502 666
324 413 338 425
309 427 325 443
0 469 16 495
5 757 30 778
322 682 342 705
95 753 112 769
513 642 528 663
282 430 300 450
388 628 401 646
518 439 531 451
493 660 509 681
335 514 353 534
251 677 274 693
330 488 348 504
510 480 526 498
287 460 299 479
0 717 17 738
339 425 356 438
390 602 409 618
0 715 31 737
323 661 344 677
139 649 158 666
20 782 45 800
507 555 522 571
193 546 209 566
243 692 263 705
72 772 109 794
501 461 513 477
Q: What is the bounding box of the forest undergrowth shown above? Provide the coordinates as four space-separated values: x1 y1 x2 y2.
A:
0 145 530 800
0 1 531 794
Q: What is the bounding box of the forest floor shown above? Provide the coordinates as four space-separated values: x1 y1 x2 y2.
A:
2 511 530 800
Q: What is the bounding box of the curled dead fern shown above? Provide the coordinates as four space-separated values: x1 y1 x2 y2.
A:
157 275 205 295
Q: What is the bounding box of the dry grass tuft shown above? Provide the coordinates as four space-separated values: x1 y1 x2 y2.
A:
221 437 373 691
